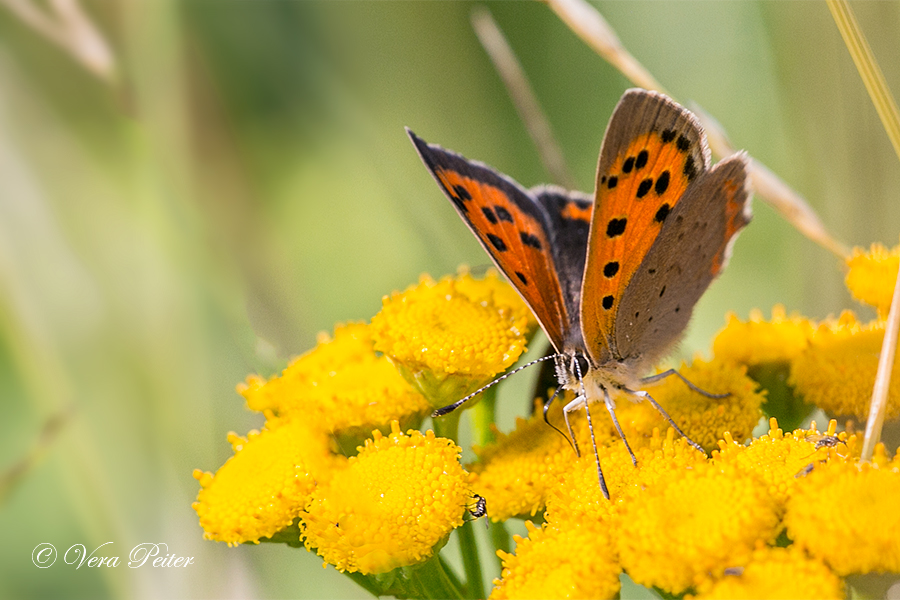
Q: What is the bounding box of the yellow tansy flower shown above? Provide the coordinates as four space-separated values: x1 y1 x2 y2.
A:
469 402 590 522
692 545 844 600
845 243 899 317
452 266 537 330
238 323 430 436
641 358 765 451
545 428 708 522
712 305 814 366
193 417 341 546
300 422 470 575
370 273 531 404
714 418 855 507
618 461 781 594
789 311 900 420
784 458 900 575
490 520 620 600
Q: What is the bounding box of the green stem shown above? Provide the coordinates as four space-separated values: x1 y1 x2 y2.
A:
457 521 485 599
406 554 465 600
432 407 462 442
489 520 512 571
471 385 498 447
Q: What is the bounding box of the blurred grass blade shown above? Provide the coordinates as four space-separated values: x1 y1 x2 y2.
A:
0 0 116 83
543 0 666 94
826 0 900 461
545 0 849 259
827 0 900 166
0 405 75 504
861 263 900 461
471 6 576 189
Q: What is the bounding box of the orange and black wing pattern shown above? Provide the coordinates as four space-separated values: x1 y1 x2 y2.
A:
580 90 712 365
408 129 570 351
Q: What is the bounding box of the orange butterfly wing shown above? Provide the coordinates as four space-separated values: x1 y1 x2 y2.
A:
581 89 749 369
408 130 573 351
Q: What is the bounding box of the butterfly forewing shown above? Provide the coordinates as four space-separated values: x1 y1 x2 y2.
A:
614 154 750 368
581 89 712 365
408 130 571 351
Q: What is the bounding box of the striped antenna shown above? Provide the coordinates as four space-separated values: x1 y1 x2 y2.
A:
432 354 560 417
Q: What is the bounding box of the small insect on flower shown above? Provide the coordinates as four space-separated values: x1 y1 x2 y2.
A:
795 463 816 479
805 433 847 450
468 494 488 519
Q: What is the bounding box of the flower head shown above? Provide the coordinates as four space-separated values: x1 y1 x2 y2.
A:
193 417 342 546
845 243 899 317
784 457 900 575
789 311 900 420
617 461 781 594
238 323 430 436
490 520 620 600
714 418 855 507
370 272 532 405
640 358 765 451
300 422 470 574
692 545 844 600
469 403 584 521
712 305 814 366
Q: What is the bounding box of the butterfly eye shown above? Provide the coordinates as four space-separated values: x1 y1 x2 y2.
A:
572 354 590 378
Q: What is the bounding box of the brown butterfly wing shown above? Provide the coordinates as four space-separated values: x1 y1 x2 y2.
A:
581 89 712 366
408 130 571 351
614 154 751 371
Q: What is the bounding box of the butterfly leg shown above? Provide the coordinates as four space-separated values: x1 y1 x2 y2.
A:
563 394 610 499
640 369 730 399
601 386 637 467
561 395 584 458
627 388 706 454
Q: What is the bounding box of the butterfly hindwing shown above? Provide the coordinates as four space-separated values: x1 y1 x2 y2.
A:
532 185 593 352
581 89 713 365
615 154 751 369
408 129 571 351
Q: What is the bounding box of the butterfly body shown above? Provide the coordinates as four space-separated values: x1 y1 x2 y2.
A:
409 89 751 494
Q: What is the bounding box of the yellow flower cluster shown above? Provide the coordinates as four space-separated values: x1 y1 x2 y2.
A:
371 270 533 404
301 423 470 574
711 243 900 421
194 269 526 576
194 241 900 599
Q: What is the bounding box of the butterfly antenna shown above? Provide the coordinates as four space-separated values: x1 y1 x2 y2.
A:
432 354 560 417
572 356 610 500
542 383 578 453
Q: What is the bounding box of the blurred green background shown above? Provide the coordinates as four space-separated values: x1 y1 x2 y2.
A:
1 1 898 598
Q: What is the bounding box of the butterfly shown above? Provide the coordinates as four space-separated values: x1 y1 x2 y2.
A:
408 88 751 498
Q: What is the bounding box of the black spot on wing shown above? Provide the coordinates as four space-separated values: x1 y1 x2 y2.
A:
520 231 542 250
607 176 618 189
676 135 690 152
515 271 528 285
622 156 635 173
661 129 676 143
606 218 627 238
683 155 697 181
636 178 653 198
603 261 619 277
654 204 670 223
487 233 507 252
482 207 498 224
635 150 648 170
655 171 670 195
495 206 513 223
602 295 614 310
